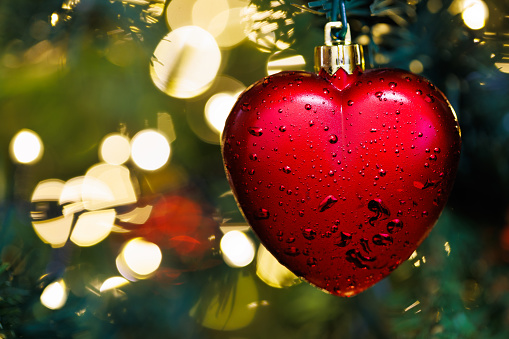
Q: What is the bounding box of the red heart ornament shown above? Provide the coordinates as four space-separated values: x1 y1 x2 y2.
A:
222 67 461 297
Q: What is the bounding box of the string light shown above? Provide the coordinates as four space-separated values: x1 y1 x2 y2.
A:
10 129 44 164
131 130 171 171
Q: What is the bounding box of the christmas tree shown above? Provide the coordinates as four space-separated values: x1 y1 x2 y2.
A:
0 0 508 338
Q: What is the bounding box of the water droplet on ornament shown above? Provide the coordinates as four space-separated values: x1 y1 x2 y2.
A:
415 90 422 95
379 169 386 176
249 169 255 175
283 165 291 174
319 195 338 212
307 257 317 267
335 231 352 247
429 154 437 161
250 153 258 161
375 92 383 98
303 228 316 240
309 120 315 127
305 104 312 110
372 233 393 246
279 126 286 132
347 100 354 106
278 108 283 113
254 208 270 219
329 134 338 144
299 210 304 217
323 88 329 94
434 147 440 153
387 219 403 233
418 132 423 137
425 95 434 103
242 102 251 111
248 127 263 136
389 82 397 89
284 246 300 256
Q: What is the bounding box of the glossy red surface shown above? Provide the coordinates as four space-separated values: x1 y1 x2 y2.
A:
222 68 461 297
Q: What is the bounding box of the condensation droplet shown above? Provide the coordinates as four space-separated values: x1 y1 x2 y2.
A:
389 82 397 89
283 165 291 174
424 94 435 103
279 126 286 132
415 89 422 95
347 100 354 106
372 233 393 246
329 134 338 144
284 246 300 256
305 104 312 110
387 219 403 233
249 153 258 161
248 127 263 136
303 228 316 240
319 195 338 212
242 102 251 111
254 208 270 219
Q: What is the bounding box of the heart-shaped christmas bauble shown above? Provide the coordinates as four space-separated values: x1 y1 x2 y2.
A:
222 67 461 297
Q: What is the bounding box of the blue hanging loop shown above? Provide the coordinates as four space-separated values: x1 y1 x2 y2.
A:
307 0 349 41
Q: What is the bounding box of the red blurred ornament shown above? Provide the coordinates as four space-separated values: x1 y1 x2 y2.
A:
131 195 222 278
222 29 461 296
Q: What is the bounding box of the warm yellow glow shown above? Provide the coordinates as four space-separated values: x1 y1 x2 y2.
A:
100 276 129 293
192 0 229 37
462 1 487 29
117 205 153 224
99 133 131 165
495 62 509 73
32 214 73 248
51 13 59 26
256 244 300 288
40 279 68 310
212 6 249 48
70 209 116 247
59 176 84 205
31 179 65 202
82 164 137 210
150 26 221 98
191 0 248 48
220 230 255 267
267 50 306 75
10 129 43 164
165 0 196 30
444 241 451 255
117 238 162 280
409 59 424 74
204 92 239 134
191 271 258 331
131 129 171 171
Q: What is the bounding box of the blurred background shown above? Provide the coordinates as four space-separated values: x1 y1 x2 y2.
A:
0 0 508 338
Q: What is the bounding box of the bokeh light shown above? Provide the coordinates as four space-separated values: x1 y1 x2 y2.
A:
40 279 68 310
204 92 240 134
10 129 43 164
82 164 137 210
220 230 255 267
150 26 221 98
117 238 162 281
100 276 129 293
409 59 424 74
131 129 171 171
191 271 258 331
70 209 116 247
267 49 306 75
99 133 131 165
461 0 488 30
256 244 300 288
